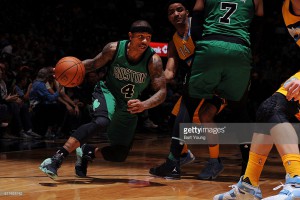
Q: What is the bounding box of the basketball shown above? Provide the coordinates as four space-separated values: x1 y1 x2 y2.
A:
54 56 85 87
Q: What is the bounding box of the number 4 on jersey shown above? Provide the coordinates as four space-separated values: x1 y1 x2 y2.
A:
121 84 135 98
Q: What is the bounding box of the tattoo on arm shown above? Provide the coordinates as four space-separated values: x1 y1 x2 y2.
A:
82 42 116 73
143 55 167 109
83 59 97 73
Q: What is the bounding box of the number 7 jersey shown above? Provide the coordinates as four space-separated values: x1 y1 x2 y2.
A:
202 0 255 46
105 40 154 108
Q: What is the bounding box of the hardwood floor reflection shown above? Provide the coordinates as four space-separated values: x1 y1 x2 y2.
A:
0 132 285 200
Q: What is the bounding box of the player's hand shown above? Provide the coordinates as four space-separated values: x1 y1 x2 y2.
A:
127 99 145 114
284 79 300 101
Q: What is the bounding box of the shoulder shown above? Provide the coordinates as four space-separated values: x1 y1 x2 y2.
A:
103 41 119 53
149 53 163 63
101 41 119 59
148 54 163 73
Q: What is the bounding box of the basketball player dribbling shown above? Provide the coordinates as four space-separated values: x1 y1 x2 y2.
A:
39 20 167 179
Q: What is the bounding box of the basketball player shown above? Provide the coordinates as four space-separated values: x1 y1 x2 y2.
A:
214 0 300 199
39 20 167 179
149 0 227 180
181 0 263 180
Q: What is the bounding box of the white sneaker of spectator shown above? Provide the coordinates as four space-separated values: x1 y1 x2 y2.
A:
20 130 33 139
27 129 42 139
143 118 158 128
1 122 8 127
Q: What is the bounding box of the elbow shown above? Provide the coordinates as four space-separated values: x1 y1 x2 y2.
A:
164 72 174 83
161 88 167 103
165 76 173 83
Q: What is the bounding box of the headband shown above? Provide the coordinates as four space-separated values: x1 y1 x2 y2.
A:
130 26 153 34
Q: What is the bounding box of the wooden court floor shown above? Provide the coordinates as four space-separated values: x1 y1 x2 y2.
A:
0 131 286 200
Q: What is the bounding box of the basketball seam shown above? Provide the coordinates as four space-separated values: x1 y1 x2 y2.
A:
65 63 80 87
56 61 78 80
55 56 84 87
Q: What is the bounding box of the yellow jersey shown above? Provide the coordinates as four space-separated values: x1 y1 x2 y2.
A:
276 71 300 120
172 18 195 66
282 0 300 47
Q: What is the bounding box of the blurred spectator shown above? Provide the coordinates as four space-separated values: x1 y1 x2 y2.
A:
29 67 64 138
11 72 41 138
0 63 33 139
0 65 9 130
46 68 81 138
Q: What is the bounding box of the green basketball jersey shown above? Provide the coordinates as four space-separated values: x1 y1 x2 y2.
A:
203 0 255 46
105 40 154 109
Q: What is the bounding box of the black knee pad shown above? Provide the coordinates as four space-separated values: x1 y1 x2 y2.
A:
71 117 110 144
255 93 298 134
101 145 130 162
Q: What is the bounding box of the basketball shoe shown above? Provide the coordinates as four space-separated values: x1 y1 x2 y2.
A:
262 174 300 200
39 153 64 179
75 144 97 177
149 158 181 179
180 150 195 166
198 158 224 180
213 176 262 200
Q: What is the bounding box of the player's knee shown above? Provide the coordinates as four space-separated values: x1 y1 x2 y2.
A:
256 98 278 123
93 117 110 128
101 145 130 162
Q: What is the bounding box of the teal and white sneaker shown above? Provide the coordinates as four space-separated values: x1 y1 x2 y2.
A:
75 144 97 177
198 158 224 180
75 147 88 177
214 176 262 200
39 153 64 179
180 150 195 166
263 174 300 200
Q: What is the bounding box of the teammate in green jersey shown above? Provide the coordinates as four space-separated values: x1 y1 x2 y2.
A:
186 0 264 180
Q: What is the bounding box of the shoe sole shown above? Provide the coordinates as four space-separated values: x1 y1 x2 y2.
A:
150 174 181 180
180 150 196 166
180 156 195 166
197 167 224 180
75 174 87 178
39 166 57 179
149 173 181 180
75 168 87 178
39 159 58 180
262 197 300 200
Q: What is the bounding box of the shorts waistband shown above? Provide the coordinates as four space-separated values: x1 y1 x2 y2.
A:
202 34 249 48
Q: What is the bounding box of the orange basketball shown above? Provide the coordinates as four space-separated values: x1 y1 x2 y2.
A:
54 56 85 87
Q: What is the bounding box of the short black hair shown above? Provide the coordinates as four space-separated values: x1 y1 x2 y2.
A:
166 0 194 12
129 20 153 34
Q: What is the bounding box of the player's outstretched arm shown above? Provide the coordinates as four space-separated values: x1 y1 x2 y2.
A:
83 42 117 73
165 41 178 82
